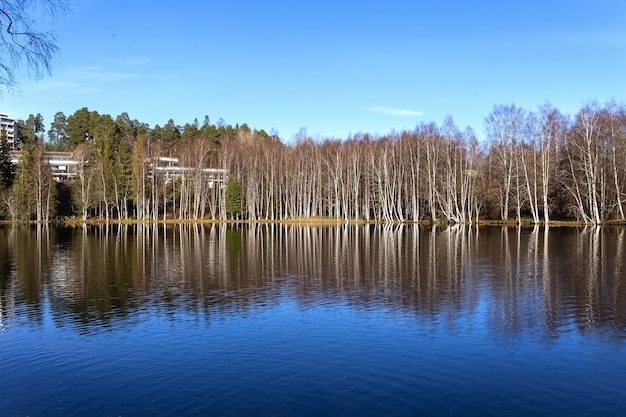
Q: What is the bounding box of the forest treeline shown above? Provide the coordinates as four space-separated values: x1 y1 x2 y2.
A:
1 101 626 224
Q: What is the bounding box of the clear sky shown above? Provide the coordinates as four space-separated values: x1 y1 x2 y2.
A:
3 0 626 142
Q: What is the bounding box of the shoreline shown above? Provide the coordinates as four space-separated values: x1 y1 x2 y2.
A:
1 217 624 227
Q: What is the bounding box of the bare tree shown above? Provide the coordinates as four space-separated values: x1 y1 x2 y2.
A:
599 102 626 221
0 0 69 93
73 142 95 221
517 114 539 223
344 138 364 221
132 134 150 219
563 104 602 224
440 117 470 223
177 136 214 220
462 129 484 224
420 123 442 222
398 131 422 222
534 104 567 223
1 186 19 220
30 142 55 221
485 104 525 222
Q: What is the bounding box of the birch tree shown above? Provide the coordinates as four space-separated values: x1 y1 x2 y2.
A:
534 104 567 223
563 104 602 223
73 142 95 221
485 104 525 222
30 142 55 221
132 134 149 219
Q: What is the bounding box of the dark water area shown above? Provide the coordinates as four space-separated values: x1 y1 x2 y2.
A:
1 224 625 416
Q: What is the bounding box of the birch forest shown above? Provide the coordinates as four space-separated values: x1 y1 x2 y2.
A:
2 101 626 225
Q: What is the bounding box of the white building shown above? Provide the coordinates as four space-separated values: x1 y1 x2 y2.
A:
9 151 79 182
0 113 18 149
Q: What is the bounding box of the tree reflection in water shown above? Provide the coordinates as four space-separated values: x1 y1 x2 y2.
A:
0 224 625 339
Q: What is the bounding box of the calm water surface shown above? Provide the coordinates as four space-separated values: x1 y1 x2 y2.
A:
1 224 625 416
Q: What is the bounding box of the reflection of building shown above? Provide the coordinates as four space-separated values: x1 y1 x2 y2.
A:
0 113 18 149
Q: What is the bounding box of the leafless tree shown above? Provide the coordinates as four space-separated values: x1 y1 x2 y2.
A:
30 142 55 221
0 0 69 93
562 104 602 224
533 104 567 223
485 104 525 222
73 142 95 221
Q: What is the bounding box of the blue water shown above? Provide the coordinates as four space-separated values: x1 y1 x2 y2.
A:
1 225 625 416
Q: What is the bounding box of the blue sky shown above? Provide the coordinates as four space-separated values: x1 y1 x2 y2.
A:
3 0 626 142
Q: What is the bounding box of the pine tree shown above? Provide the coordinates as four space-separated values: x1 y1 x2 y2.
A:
11 143 35 220
0 130 13 190
225 177 242 220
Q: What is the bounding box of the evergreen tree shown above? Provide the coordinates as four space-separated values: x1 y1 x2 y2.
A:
0 130 14 190
160 119 181 148
11 143 35 220
47 111 69 151
115 112 147 141
181 121 200 142
0 129 13 219
200 122 220 145
225 177 242 220
16 114 43 145
66 107 97 146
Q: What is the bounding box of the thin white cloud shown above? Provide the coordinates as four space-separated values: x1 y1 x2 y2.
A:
368 106 424 117
29 81 82 91
21 63 150 95
70 66 145 81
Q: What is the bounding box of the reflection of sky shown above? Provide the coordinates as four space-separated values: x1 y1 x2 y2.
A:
2 293 626 417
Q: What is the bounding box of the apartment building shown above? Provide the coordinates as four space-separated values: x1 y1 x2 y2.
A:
0 113 18 149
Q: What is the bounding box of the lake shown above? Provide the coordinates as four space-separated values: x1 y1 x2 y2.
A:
1 224 625 416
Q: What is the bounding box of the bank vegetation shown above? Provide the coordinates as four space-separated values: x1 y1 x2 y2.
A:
2 101 626 226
